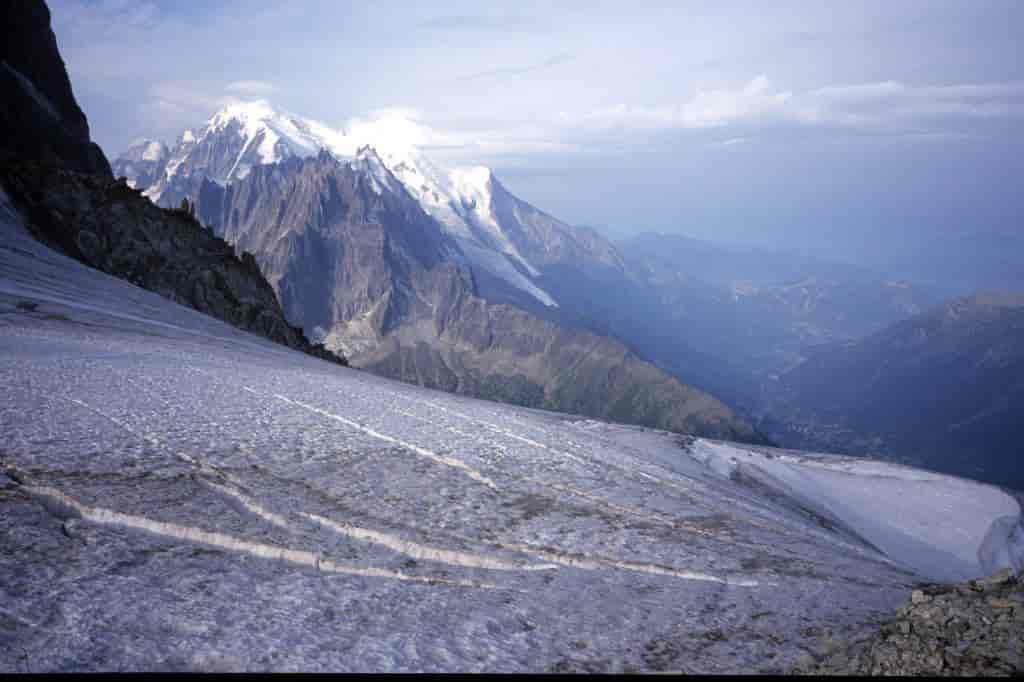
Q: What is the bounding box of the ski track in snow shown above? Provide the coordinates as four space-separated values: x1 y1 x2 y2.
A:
252 388 499 491
377 401 719 531
68 363 847 562
47 367 756 585
237 380 740 545
303 512 559 573
63 395 241 485
397 395 588 466
384 391 765 523
201 477 558 574
24 484 504 590
353 391 752 541
27 391 756 586
499 542 759 587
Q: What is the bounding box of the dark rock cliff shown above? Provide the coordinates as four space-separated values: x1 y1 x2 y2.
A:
0 0 111 176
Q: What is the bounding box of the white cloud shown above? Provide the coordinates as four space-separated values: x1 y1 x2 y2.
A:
139 82 240 140
337 108 581 165
555 76 809 133
124 74 1024 163
554 76 1024 139
317 75 1024 168
226 80 277 96
809 81 1024 122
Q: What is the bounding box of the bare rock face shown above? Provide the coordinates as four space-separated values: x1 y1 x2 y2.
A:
0 162 344 365
0 0 111 176
485 170 629 273
194 152 763 442
796 569 1023 676
194 151 455 343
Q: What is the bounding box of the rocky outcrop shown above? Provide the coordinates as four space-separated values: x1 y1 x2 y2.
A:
0 161 344 365
797 569 1023 676
0 0 111 176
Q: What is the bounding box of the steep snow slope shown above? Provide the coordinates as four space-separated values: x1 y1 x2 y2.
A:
2 194 1021 672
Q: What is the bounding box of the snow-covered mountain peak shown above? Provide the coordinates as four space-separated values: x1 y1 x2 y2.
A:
112 139 170 189
142 141 166 161
201 100 344 178
207 99 277 128
350 145 403 196
126 101 637 308
354 144 381 159
119 138 168 163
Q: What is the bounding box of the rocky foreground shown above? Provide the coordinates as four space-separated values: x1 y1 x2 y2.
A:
796 568 1023 676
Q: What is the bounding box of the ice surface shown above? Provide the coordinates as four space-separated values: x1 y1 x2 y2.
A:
687 440 1024 583
1 194 1020 672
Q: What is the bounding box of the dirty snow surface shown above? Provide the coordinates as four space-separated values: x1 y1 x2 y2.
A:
1 208 1022 673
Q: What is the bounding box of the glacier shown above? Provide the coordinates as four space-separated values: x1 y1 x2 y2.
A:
1 190 1022 673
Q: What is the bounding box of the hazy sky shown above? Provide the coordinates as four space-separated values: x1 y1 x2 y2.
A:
51 0 1024 275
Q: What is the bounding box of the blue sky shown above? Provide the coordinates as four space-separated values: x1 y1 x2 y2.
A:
50 0 1024 279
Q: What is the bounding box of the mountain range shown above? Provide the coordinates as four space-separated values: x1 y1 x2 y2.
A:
760 292 1024 490
113 101 764 442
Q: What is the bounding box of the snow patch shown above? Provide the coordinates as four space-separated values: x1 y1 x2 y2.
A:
688 439 1024 582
